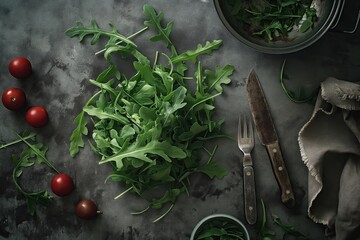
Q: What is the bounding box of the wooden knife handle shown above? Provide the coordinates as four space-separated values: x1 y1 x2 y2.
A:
265 142 295 208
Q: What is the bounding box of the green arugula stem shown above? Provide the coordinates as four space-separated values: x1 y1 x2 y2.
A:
114 186 134 199
161 53 174 75
202 145 218 164
152 204 174 223
87 91 102 105
131 206 150 215
14 132 60 174
181 181 190 196
260 199 267 230
280 59 318 103
153 51 159 68
12 164 46 197
12 163 29 196
90 80 118 96
95 26 149 55
0 133 36 150
118 88 143 107
246 9 301 18
185 93 221 117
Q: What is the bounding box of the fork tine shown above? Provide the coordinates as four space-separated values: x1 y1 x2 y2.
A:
237 116 241 141
249 117 254 145
243 115 247 139
238 114 255 153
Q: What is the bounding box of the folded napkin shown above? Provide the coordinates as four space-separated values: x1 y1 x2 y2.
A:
298 77 360 240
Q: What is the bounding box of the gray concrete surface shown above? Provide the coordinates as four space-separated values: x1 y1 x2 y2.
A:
0 0 359 239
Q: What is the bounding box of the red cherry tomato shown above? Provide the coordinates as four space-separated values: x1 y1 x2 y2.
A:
76 199 99 219
50 173 75 197
25 106 48 128
2 88 26 110
8 57 32 79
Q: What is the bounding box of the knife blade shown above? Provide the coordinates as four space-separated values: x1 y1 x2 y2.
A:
246 69 295 207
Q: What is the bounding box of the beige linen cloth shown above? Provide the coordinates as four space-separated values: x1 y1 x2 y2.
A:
298 77 360 240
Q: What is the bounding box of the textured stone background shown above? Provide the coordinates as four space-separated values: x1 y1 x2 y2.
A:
0 0 359 239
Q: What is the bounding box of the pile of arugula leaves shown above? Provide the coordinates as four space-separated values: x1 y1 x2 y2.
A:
65 4 234 221
226 0 317 41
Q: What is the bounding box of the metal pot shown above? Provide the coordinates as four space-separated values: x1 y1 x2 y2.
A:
214 0 344 54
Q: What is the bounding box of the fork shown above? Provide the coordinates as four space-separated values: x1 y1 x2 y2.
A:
238 115 257 225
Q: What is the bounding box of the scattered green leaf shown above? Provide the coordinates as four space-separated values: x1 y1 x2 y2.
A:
65 20 136 47
0 131 36 150
273 215 309 239
258 199 276 240
171 40 223 64
258 199 309 240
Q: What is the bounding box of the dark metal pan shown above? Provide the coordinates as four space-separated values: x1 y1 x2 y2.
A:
214 0 353 54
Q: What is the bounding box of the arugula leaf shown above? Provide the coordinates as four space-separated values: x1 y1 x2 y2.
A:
273 215 309 239
258 199 276 239
143 4 175 51
104 44 134 62
14 132 59 173
205 64 234 93
196 160 227 179
171 40 223 63
0 131 36 150
257 199 309 239
69 112 88 157
161 86 187 118
150 188 183 209
83 105 129 124
95 64 121 83
65 20 136 47
99 140 187 169
69 91 102 157
25 191 53 216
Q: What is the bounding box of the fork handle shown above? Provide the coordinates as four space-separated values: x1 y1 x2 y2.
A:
243 155 257 225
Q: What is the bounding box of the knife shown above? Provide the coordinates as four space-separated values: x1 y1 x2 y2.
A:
246 69 295 207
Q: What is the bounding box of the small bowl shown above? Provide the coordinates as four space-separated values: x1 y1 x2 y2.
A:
190 214 250 240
